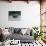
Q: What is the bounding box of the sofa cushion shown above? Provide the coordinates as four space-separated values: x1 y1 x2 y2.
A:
8 27 14 34
14 28 21 33
21 28 27 35
9 33 34 43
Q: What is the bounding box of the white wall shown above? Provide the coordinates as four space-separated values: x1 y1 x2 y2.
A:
0 1 40 28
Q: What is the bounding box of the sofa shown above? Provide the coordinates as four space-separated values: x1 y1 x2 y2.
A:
2 27 34 43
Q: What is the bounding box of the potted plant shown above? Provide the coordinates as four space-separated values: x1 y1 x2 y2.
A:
32 27 43 40
32 27 38 40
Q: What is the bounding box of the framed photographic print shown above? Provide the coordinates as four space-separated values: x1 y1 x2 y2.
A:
8 11 21 21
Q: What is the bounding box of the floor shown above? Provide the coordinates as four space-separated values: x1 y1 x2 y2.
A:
0 40 46 46
15 40 46 46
